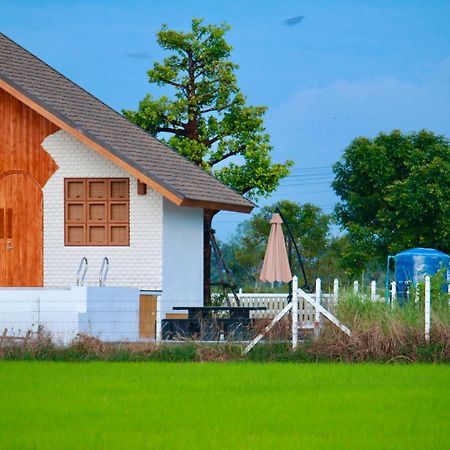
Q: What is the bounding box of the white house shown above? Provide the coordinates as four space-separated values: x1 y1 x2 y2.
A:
0 33 254 342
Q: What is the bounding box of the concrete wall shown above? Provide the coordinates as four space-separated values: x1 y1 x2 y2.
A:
0 286 141 343
42 130 163 290
78 287 141 342
162 199 203 315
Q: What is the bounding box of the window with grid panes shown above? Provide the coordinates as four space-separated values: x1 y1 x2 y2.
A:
65 178 130 246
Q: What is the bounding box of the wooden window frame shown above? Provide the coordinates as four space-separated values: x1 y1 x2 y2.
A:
64 178 130 246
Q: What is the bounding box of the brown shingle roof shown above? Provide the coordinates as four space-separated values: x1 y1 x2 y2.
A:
0 33 254 212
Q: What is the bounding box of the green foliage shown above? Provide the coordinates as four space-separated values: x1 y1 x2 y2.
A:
123 18 292 201
333 129 450 275
217 200 349 289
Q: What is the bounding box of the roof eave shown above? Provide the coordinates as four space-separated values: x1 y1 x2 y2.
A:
180 198 255 213
0 75 254 213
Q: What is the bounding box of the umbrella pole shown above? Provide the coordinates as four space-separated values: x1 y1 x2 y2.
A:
276 207 310 291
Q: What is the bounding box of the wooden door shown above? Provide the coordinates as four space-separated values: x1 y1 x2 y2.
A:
0 172 43 287
139 295 157 339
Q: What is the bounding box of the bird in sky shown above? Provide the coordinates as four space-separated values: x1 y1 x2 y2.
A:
283 16 305 26
126 51 151 59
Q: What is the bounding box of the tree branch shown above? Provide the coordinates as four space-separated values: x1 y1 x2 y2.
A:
200 101 235 114
163 79 188 91
204 134 224 147
157 126 186 136
209 146 243 166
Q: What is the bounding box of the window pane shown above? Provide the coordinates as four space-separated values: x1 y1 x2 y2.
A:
110 225 129 245
110 180 129 199
66 225 85 245
67 203 84 222
88 225 107 245
66 180 85 199
88 203 106 222
88 180 107 199
110 203 128 222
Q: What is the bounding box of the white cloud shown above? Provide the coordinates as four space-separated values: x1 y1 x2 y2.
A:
267 58 450 167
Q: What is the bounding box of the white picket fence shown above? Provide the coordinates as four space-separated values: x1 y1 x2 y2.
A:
242 277 352 355
228 278 382 329
230 293 315 328
242 275 436 354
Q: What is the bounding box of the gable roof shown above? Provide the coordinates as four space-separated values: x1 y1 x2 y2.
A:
0 33 254 213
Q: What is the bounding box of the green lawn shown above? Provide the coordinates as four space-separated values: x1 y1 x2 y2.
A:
0 362 448 449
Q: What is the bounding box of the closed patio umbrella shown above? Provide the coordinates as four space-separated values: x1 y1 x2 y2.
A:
260 213 292 283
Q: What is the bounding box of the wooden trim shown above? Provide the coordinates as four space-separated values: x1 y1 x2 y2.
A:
137 180 147 196
5 209 12 239
0 79 255 214
0 79 184 206
165 313 188 320
0 209 3 239
180 198 254 213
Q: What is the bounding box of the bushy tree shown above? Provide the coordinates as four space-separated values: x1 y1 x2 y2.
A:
333 129 450 274
123 19 292 301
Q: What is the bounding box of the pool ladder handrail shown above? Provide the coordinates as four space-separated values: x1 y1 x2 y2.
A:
99 257 109 287
76 257 88 286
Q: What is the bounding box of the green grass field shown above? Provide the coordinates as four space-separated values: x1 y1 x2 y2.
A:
0 362 448 449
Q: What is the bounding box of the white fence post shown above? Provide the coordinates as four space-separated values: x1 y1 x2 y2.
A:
424 276 431 342
333 278 339 304
156 295 162 342
353 280 359 295
292 276 298 350
371 280 377 301
314 278 322 338
391 281 396 308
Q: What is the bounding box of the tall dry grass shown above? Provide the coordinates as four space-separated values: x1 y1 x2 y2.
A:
309 286 450 362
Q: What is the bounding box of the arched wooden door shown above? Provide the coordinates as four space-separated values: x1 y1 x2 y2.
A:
0 172 43 286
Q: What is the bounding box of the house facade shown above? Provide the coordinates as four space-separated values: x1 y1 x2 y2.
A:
0 33 253 341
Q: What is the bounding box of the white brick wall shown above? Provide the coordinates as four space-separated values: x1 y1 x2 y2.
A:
42 130 163 290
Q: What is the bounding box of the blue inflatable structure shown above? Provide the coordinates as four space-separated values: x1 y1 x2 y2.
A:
385 248 450 303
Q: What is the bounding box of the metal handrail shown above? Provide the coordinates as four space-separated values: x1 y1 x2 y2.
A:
99 257 109 287
76 257 88 286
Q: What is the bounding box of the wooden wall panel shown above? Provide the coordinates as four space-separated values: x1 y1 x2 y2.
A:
0 88 58 286
0 88 59 187
0 173 43 286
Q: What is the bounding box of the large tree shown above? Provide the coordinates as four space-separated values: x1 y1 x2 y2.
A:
333 129 450 273
123 18 292 302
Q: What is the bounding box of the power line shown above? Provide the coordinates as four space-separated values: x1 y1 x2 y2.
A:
279 181 331 188
290 165 333 171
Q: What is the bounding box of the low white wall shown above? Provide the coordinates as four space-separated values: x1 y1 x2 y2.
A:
0 286 141 343
79 287 140 342
162 200 203 316
0 287 86 343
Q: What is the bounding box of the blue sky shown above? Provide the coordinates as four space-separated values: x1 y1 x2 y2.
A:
2 0 449 239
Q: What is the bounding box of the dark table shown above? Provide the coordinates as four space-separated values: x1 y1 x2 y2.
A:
173 306 267 320
163 306 267 341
